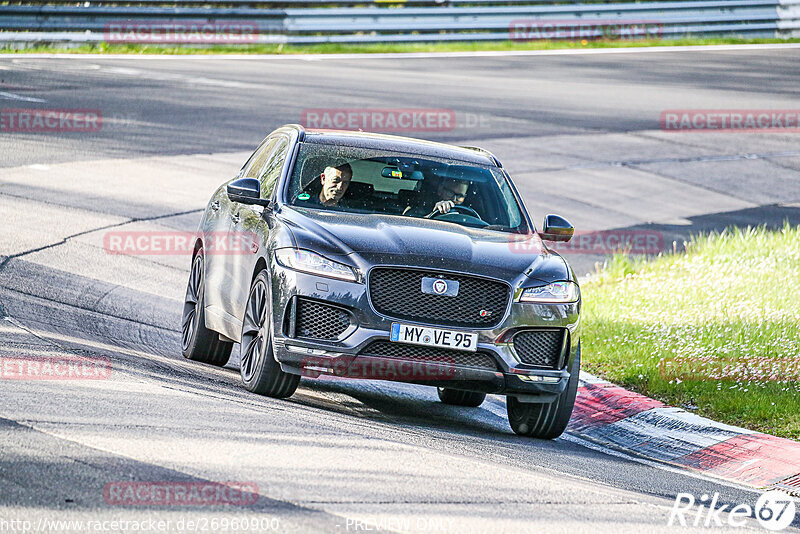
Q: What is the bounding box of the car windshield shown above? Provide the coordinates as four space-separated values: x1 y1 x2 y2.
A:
286 142 528 233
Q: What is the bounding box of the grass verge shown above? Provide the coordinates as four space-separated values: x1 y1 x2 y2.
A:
2 37 800 55
581 225 800 440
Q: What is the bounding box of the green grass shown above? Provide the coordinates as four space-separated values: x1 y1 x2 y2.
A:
582 225 800 440
3 37 800 55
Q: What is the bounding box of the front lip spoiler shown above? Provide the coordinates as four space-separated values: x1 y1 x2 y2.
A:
277 350 569 397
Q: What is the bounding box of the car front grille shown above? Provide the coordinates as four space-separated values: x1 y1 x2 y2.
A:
368 268 509 328
294 298 351 340
359 341 498 370
512 329 565 369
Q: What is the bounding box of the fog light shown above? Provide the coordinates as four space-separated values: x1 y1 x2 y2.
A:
285 345 331 355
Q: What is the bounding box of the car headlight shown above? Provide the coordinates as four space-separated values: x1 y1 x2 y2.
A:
275 248 358 282
518 281 579 303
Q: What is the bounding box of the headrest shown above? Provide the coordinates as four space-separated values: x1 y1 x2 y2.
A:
344 182 373 199
398 189 420 206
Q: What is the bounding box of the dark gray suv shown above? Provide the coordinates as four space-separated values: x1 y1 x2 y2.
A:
181 124 581 439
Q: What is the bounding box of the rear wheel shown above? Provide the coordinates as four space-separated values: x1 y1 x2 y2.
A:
437 388 486 407
240 270 299 398
181 250 232 366
507 343 580 439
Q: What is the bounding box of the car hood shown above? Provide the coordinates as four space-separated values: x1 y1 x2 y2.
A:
279 207 573 284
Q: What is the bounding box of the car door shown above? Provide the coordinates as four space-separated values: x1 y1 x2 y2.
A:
228 136 291 329
202 143 268 336
201 183 236 331
207 137 278 339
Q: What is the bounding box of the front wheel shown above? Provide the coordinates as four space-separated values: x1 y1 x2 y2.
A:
437 388 486 407
239 270 299 398
181 250 232 366
507 343 580 439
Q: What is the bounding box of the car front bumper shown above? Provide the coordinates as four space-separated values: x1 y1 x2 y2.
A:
270 264 581 398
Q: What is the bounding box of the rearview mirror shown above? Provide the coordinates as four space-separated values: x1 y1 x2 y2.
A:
540 214 574 242
381 167 424 180
227 178 270 206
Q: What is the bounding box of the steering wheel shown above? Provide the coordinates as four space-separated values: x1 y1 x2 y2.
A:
426 204 483 220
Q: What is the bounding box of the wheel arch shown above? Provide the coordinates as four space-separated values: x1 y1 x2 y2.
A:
192 237 203 259
253 256 268 282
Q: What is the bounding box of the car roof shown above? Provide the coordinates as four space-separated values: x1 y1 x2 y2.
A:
297 128 499 167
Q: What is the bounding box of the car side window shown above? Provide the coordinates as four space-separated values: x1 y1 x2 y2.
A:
259 137 290 199
243 138 278 180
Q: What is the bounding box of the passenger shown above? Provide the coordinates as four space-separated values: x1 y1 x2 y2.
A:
404 178 469 217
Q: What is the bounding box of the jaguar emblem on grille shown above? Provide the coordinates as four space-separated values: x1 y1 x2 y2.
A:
421 276 459 297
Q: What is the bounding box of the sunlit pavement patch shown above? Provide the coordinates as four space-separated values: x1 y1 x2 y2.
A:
570 373 800 493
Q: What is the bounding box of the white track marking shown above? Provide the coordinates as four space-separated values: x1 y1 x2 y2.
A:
481 396 759 493
1 43 800 61
0 90 46 103
560 433 764 493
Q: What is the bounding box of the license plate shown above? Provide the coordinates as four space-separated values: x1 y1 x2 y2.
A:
390 323 478 352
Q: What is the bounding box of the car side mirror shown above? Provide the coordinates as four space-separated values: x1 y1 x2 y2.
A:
227 178 270 207
540 214 574 243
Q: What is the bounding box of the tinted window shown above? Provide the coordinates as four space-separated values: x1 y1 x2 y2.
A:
243 138 278 180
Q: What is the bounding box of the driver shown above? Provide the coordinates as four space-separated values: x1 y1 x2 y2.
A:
404 178 470 217
300 163 353 207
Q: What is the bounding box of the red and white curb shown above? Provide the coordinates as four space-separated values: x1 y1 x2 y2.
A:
569 372 800 495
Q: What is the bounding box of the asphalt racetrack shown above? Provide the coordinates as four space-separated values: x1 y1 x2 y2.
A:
1 48 799 533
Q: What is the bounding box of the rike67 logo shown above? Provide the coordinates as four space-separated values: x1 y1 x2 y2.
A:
669 490 796 531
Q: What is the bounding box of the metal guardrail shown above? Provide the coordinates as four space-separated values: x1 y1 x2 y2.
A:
0 0 798 45
3 0 749 5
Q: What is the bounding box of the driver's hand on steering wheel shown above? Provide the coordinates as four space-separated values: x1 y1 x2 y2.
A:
433 200 455 214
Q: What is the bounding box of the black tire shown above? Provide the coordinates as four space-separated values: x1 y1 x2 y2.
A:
240 270 299 398
437 388 486 407
181 250 233 367
507 343 581 439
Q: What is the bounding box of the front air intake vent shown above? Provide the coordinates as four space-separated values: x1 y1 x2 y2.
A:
291 298 351 340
